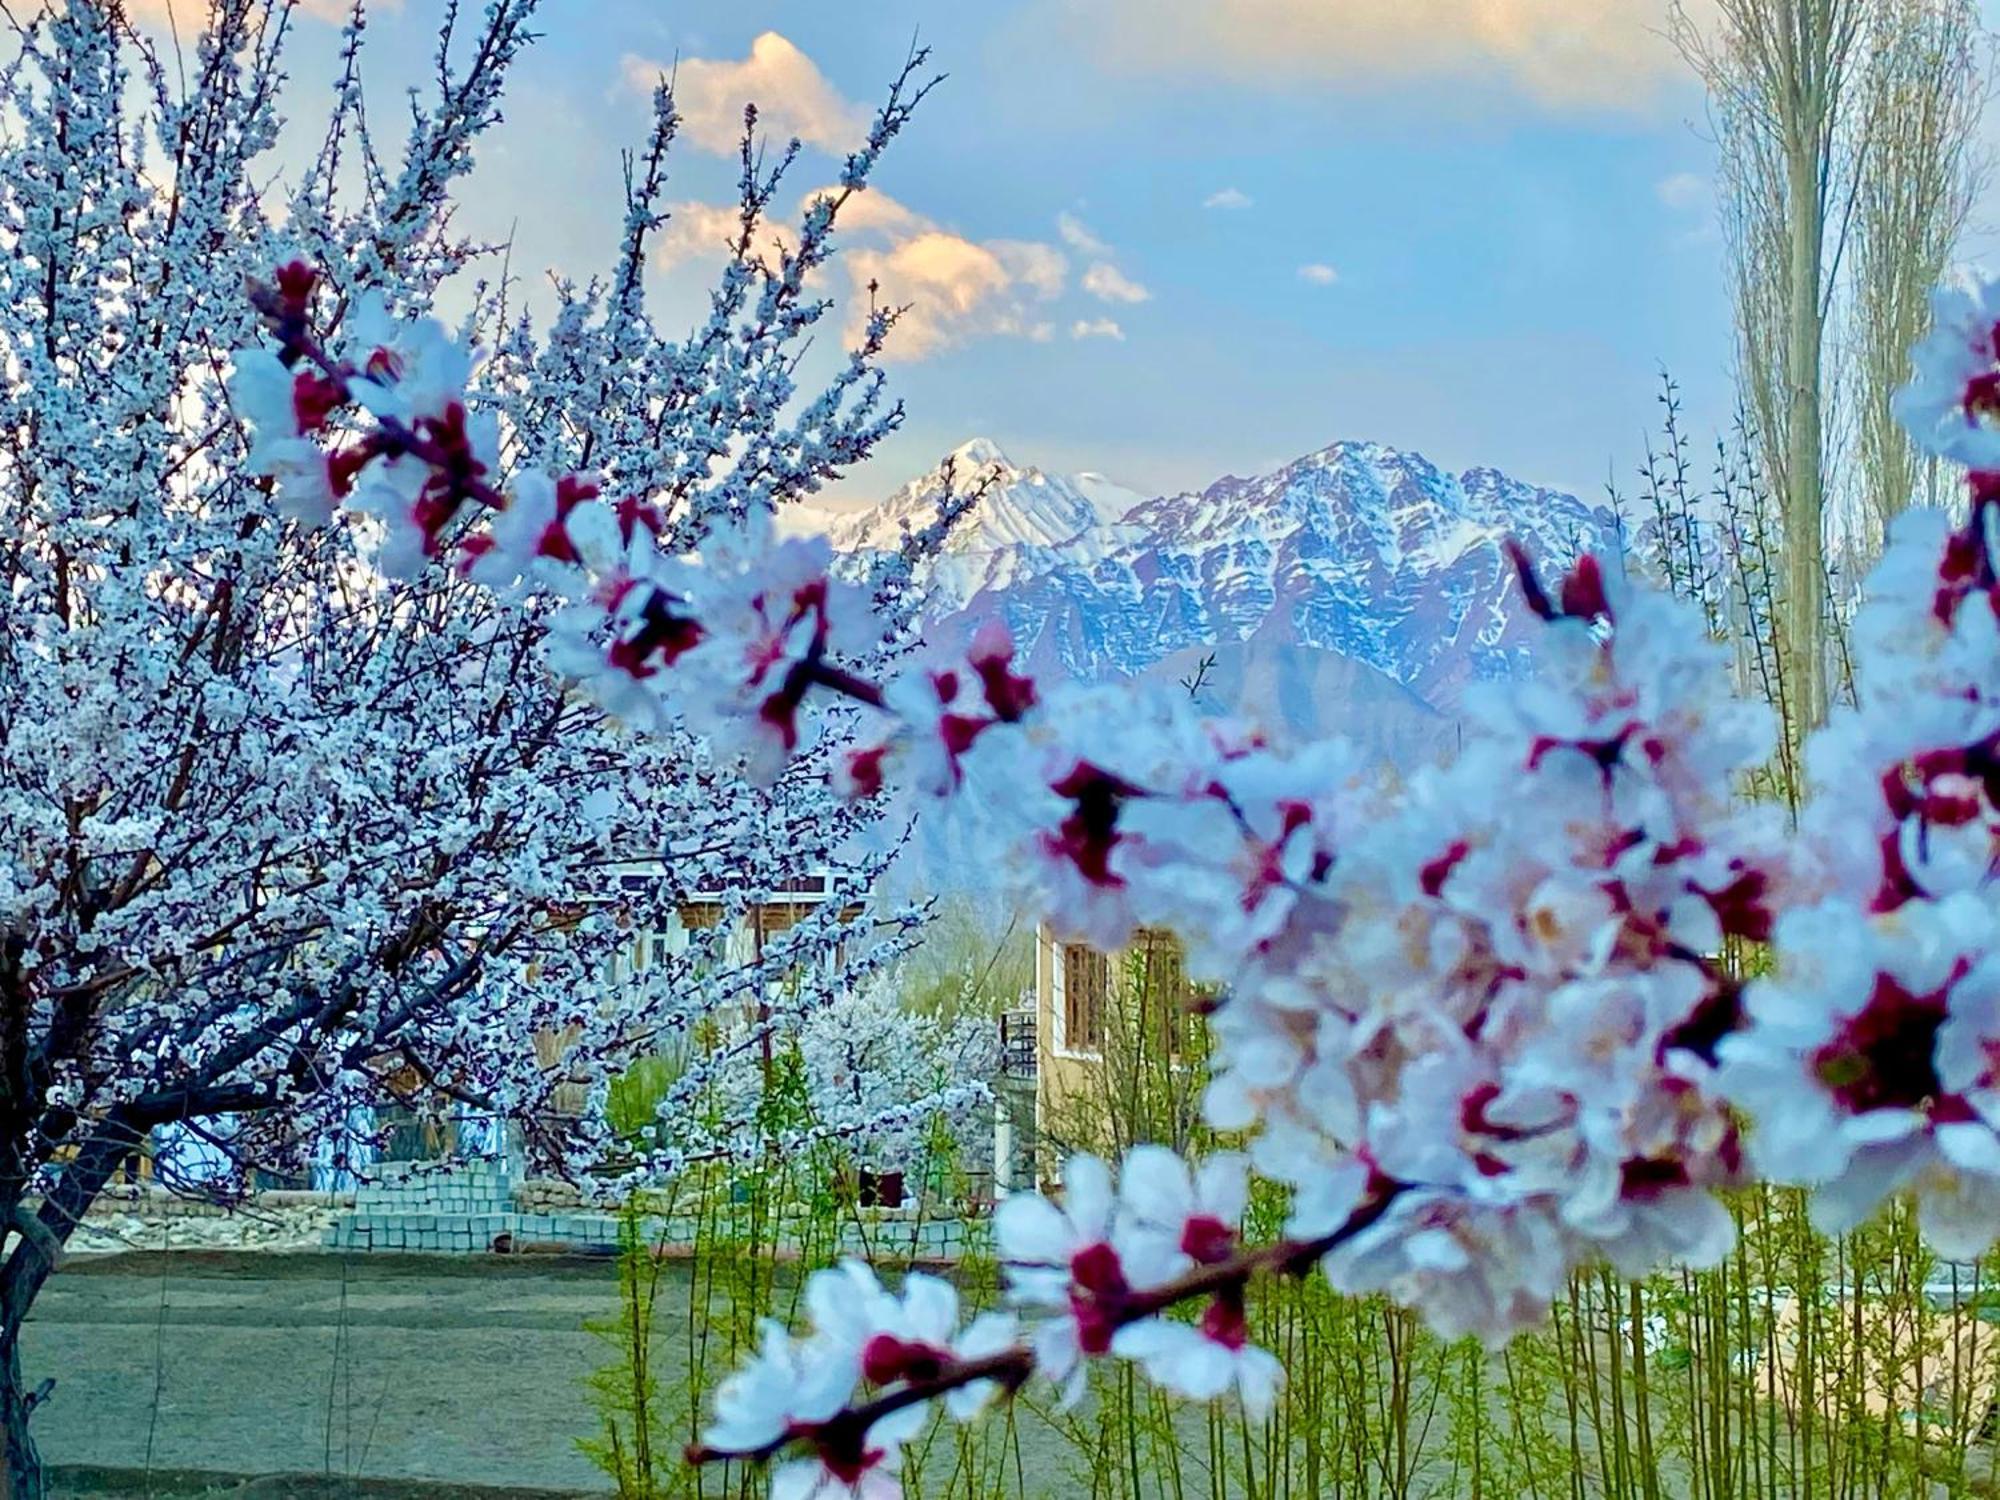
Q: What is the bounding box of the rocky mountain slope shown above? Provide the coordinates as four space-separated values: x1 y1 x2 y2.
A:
804 437 1621 763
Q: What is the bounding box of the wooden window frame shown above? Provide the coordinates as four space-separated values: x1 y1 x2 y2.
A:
1053 939 1108 1059
1134 927 1192 1063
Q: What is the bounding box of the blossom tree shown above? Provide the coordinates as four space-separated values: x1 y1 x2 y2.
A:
0 4 949 1492
254 130 2000 1489
792 978 997 1177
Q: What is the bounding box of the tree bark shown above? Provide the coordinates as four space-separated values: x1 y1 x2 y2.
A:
0 1336 41 1500
0 1120 143 1500
1784 113 1829 734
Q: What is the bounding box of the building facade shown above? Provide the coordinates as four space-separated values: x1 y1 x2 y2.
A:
1030 923 1204 1186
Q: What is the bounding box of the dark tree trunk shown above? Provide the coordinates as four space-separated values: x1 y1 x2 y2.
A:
0 1337 41 1500
0 1121 143 1500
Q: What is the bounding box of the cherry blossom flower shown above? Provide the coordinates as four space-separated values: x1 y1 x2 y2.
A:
686 558 871 778
993 1155 1125 1405
699 1266 960 1496
226 348 352 521
1892 276 2000 473
234 285 500 576
460 471 602 586
1113 1312 1285 1419
1325 1191 1571 1344
1116 737 1363 989
992 682 1255 953
702 1320 862 1460
1800 505 2000 909
807 1261 1018 1421
860 620 1040 798
342 290 481 427
1721 893 2000 1257
1114 1145 1250 1284
770 1459 903 1500
1106 1148 1285 1416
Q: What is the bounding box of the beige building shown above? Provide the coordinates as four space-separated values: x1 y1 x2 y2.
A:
536 871 863 1121
1028 923 1203 1187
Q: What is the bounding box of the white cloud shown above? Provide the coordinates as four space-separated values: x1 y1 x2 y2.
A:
1655 171 1707 211
654 200 782 271
1298 263 1339 286
1071 317 1126 341
1053 0 1714 113
623 33 866 156
1057 211 1112 257
1203 187 1253 210
827 192 1070 361
850 232 1061 359
1655 170 1719 249
994 240 1070 300
1083 262 1151 304
1063 215 1153 309
813 187 932 243
649 184 1083 362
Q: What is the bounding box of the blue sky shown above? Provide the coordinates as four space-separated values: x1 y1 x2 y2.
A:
233 1 2000 504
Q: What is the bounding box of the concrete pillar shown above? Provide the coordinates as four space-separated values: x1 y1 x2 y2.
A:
993 1099 1014 1200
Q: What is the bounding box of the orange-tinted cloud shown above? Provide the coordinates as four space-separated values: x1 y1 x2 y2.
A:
623 33 866 157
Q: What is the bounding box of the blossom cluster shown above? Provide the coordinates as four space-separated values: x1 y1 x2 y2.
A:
697 1260 1019 1498
995 1149 1281 1411
237 261 2000 1495
692 1149 1276 1496
1719 278 2000 1253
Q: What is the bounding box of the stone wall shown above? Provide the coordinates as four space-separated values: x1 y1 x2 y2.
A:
36 1163 989 1263
63 1186 351 1253
320 1162 988 1262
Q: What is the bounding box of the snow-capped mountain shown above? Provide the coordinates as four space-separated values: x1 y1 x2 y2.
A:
812 437 1621 762
830 438 1143 554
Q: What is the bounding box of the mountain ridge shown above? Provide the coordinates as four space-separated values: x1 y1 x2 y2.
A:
807 435 1619 758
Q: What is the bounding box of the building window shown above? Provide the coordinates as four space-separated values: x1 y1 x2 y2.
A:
1135 928 1191 1060
1062 944 1109 1054
756 902 814 938
678 901 724 932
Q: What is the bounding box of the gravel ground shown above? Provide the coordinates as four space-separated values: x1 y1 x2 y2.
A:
26 1252 618 1496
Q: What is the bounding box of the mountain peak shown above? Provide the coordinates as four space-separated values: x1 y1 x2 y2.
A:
947 436 1012 471
823 440 1143 559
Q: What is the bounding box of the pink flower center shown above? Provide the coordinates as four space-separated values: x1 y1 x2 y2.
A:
1965 366 2000 420
861 1333 948 1386
1042 761 1140 888
1420 839 1471 898
291 371 346 434
1180 1214 1235 1266
1200 1288 1250 1352
969 635 1037 722
1618 1155 1690 1203
1811 972 1958 1116
842 745 888 799
1068 1240 1129 1356
607 587 705 678
795 1421 886 1487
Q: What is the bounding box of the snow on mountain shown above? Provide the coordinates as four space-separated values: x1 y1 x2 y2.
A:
829 438 1142 556
804 436 1620 759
